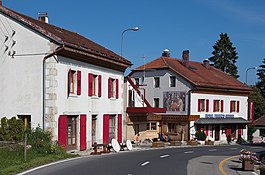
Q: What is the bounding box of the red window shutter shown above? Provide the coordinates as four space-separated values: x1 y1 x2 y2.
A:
77 70 81 95
118 114 122 143
237 101 240 113
221 100 224 112
80 114 86 151
230 101 233 113
98 75 102 97
108 78 112 98
198 99 201 112
206 99 209 112
58 115 67 150
88 73 93 96
103 114 110 144
213 100 216 112
116 79 119 99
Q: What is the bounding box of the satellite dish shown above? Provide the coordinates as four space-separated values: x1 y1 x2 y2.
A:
111 139 120 152
126 140 133 151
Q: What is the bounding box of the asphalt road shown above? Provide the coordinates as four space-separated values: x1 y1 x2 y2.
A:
22 145 265 175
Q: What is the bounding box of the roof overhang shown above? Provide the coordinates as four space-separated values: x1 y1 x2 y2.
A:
194 117 251 124
57 46 131 72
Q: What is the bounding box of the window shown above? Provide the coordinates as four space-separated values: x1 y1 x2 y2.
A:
154 98 159 108
230 100 240 113
170 76 176 87
213 99 224 112
135 78 140 85
108 78 119 99
18 115 31 129
69 70 76 94
68 69 81 95
88 73 102 97
168 123 177 133
198 99 209 112
146 122 157 130
154 77 160 88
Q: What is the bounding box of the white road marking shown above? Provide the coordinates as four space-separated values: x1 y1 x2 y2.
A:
209 149 217 152
141 161 150 166
229 148 238 150
184 151 194 154
160 154 170 158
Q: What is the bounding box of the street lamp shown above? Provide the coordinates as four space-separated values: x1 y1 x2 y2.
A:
246 67 257 84
121 26 139 57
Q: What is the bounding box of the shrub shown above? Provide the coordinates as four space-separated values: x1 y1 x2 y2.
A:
195 130 206 141
0 117 24 141
27 126 53 154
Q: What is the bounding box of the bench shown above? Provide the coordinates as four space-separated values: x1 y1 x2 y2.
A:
91 142 111 155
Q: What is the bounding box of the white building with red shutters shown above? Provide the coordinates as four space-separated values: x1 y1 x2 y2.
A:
127 49 253 142
0 3 131 151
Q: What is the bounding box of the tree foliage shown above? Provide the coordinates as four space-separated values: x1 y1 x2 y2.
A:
256 58 265 97
249 86 265 119
210 33 239 79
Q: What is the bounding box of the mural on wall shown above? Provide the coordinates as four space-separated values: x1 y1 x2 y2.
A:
163 91 186 112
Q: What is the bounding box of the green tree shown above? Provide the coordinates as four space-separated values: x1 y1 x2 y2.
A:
249 86 265 119
256 58 265 97
210 33 239 79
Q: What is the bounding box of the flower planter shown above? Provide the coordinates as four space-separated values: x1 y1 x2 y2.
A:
170 141 181 146
205 141 214 145
187 140 198 146
152 142 165 147
242 161 254 171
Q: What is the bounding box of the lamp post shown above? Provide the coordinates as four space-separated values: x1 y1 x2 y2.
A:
246 67 257 84
121 27 139 57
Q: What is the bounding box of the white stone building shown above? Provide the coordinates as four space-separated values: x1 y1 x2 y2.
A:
0 4 131 150
127 49 253 142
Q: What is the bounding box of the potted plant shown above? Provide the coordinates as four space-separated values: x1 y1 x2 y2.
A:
205 139 214 145
195 130 206 144
260 163 265 175
239 149 258 171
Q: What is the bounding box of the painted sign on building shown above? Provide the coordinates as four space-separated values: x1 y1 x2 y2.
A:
163 91 186 112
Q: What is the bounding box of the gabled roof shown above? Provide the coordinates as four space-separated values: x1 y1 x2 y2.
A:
253 115 265 126
133 56 252 92
0 5 132 71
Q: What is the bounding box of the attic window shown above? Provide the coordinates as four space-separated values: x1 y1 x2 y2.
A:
188 66 197 71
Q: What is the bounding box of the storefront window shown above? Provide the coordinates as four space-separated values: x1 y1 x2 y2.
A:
146 122 157 130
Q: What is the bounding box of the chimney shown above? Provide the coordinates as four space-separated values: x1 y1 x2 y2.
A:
162 49 170 57
203 59 210 69
38 12 48 23
182 50 189 66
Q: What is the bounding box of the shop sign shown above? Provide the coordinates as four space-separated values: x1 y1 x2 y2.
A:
205 114 234 118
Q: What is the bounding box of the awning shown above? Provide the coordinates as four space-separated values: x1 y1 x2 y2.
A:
194 117 251 124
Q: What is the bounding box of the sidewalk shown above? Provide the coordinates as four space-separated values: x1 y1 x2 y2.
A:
222 156 260 175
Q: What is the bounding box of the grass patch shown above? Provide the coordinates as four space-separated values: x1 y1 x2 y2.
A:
0 145 78 175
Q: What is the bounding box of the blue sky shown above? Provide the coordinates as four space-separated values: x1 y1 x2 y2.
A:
4 0 265 85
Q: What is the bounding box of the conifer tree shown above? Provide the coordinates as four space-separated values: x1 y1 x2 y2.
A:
210 33 239 79
256 58 265 97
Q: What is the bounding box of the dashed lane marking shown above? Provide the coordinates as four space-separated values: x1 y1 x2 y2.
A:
184 151 194 154
160 154 170 158
141 161 150 166
209 149 217 152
